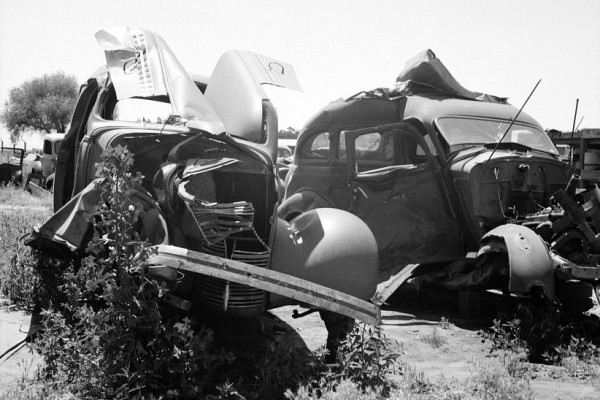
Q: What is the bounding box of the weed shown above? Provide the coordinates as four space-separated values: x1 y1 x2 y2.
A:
481 300 600 366
30 145 234 399
252 335 325 399
330 322 401 395
467 357 535 400
420 327 448 348
438 316 451 329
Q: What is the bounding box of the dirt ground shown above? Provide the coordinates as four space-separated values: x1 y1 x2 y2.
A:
1 285 599 399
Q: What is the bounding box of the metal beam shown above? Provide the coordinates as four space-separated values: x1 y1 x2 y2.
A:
148 244 381 325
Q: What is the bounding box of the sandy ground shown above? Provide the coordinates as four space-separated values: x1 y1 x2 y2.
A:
1 287 599 399
0 301 41 390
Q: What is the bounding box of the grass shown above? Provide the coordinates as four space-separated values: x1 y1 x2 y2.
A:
420 328 448 348
286 352 536 400
0 184 53 306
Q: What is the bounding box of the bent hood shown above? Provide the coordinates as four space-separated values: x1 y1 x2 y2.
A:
96 27 225 134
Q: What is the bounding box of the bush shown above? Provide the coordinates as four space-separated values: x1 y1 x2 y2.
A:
32 145 234 399
481 299 600 366
284 322 402 399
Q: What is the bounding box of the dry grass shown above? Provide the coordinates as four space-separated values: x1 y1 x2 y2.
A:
420 328 448 348
0 184 53 303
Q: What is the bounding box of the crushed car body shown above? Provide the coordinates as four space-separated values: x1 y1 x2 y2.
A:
26 27 381 327
281 49 600 302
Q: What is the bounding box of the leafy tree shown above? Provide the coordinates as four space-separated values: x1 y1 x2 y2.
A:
278 126 300 139
1 71 79 139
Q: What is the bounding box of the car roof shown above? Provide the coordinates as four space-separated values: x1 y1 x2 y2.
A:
302 93 542 133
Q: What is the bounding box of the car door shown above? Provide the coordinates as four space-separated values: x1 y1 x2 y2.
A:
53 78 99 211
345 122 464 272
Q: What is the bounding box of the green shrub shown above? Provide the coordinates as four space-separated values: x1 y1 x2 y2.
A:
481 300 600 366
334 322 402 392
32 145 234 399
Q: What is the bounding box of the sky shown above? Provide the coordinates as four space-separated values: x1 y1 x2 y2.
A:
1 0 599 140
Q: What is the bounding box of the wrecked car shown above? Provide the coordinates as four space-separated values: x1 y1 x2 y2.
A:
280 50 600 303
0 145 24 185
27 27 382 350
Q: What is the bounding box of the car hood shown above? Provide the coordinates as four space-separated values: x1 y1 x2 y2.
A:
96 27 225 134
96 27 302 146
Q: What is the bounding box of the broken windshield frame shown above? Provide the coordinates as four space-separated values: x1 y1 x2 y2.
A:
435 116 558 156
112 98 175 124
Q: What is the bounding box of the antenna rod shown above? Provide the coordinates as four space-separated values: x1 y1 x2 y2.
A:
569 98 579 168
576 116 584 131
485 79 541 165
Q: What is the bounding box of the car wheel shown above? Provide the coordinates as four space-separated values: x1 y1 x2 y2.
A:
45 179 54 192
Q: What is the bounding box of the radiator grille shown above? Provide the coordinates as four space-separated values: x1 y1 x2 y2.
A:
182 169 276 317
212 170 274 239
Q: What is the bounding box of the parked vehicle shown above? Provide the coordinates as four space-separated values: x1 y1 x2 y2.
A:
27 133 65 190
27 28 381 349
281 50 598 302
0 145 24 186
555 144 572 164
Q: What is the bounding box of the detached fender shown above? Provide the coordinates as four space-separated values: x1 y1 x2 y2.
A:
278 189 334 221
479 224 555 298
270 208 379 302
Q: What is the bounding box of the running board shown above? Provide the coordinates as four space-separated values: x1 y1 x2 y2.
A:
148 244 381 325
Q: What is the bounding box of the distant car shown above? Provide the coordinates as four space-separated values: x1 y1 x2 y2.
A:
28 133 65 190
278 138 297 154
0 146 24 186
555 144 572 164
277 143 292 160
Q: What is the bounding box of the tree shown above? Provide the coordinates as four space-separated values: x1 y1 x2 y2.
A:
278 126 300 139
1 71 79 139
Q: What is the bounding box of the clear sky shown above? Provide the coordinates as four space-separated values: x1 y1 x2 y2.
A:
1 0 599 133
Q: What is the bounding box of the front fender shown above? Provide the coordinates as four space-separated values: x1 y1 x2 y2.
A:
479 224 555 298
270 208 379 303
278 189 334 221
31 160 43 174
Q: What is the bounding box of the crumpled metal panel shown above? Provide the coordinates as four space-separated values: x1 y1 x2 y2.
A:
95 27 225 134
479 224 555 298
394 49 507 104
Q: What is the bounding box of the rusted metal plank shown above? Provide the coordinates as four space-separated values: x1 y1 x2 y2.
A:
372 263 420 305
148 244 381 325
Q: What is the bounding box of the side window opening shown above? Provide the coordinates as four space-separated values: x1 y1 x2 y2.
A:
347 128 432 173
43 140 52 155
299 132 331 160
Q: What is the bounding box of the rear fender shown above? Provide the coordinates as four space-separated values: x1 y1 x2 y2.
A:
479 224 555 298
270 208 379 304
278 189 334 221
